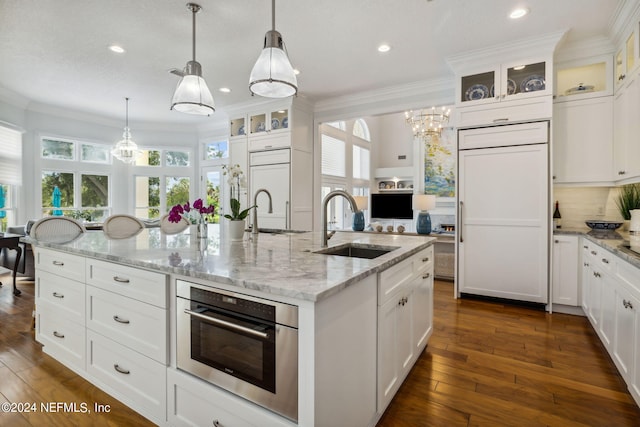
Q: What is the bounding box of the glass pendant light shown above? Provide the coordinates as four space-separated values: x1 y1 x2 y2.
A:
249 0 298 98
171 3 215 116
111 97 141 164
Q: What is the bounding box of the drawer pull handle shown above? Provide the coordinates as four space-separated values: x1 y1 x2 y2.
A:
623 299 634 310
52 292 64 299
493 118 509 123
113 276 130 283
213 420 222 427
398 296 409 306
52 261 64 266
184 309 268 338
590 251 597 256
113 364 130 375
422 257 430 262
53 331 64 339
113 315 130 324
602 258 609 264
422 273 431 279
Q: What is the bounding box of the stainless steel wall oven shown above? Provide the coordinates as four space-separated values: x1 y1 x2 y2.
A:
176 280 298 422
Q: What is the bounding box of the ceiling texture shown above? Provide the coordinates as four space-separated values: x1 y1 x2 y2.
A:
0 0 626 125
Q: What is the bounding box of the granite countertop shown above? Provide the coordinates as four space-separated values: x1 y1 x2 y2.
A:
555 227 640 269
24 227 435 302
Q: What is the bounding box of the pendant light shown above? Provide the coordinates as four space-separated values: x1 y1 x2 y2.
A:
171 3 215 116
249 0 298 98
111 97 141 164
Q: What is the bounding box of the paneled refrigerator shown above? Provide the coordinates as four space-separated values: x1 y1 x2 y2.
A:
456 121 550 304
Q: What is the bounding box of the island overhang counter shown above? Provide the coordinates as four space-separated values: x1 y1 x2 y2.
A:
26 227 436 427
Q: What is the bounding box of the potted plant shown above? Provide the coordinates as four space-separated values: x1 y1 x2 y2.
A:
615 184 640 228
222 164 255 240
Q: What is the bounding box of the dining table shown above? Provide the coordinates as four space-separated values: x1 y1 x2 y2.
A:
0 232 23 295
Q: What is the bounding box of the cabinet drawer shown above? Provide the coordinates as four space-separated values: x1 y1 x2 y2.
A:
413 246 434 274
86 330 166 424
87 259 167 308
248 133 290 152
86 286 167 364
379 257 414 305
37 270 85 323
37 304 85 371
616 255 640 294
457 97 552 129
587 244 614 273
250 148 290 166
167 368 293 427
36 248 85 282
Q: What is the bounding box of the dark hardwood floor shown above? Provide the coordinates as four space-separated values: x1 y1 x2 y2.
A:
1 273 639 426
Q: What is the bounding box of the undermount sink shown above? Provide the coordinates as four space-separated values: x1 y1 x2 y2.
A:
315 243 398 259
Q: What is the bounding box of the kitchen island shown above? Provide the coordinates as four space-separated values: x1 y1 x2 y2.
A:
26 226 435 427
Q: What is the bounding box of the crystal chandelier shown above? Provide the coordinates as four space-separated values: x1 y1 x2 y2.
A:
404 106 451 142
111 97 141 164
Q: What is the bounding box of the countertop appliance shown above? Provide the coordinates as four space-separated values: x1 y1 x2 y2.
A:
176 280 299 421
456 121 549 304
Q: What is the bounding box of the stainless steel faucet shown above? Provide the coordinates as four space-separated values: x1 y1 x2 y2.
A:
321 190 360 247
252 188 273 234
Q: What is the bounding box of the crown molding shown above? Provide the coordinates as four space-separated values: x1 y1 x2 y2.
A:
312 77 455 122
609 0 640 44
554 35 615 62
447 30 568 74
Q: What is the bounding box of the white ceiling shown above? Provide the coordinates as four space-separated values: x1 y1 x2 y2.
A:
0 0 625 125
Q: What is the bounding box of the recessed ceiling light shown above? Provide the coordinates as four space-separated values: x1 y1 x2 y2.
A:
378 44 391 53
513 65 526 70
219 87 231 93
293 68 300 75
509 8 529 19
108 44 125 54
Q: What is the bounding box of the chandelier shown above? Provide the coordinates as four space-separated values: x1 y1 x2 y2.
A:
404 107 451 142
111 97 141 164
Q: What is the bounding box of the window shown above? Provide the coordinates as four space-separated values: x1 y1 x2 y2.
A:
0 124 22 230
40 137 112 222
321 135 346 177
325 121 346 131
353 119 370 141
353 145 370 180
205 141 229 160
133 148 194 219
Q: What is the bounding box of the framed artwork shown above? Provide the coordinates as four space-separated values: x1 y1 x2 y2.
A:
423 131 455 197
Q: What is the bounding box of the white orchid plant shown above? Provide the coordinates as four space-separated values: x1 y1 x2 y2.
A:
221 164 255 220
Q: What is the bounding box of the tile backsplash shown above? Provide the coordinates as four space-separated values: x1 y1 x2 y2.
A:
553 186 624 229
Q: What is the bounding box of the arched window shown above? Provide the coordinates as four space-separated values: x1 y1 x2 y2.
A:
352 118 370 141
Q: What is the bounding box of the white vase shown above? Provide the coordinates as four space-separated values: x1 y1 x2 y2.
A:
228 220 245 241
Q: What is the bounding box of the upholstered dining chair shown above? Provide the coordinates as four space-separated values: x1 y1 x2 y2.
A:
160 213 189 234
102 214 145 239
29 217 86 243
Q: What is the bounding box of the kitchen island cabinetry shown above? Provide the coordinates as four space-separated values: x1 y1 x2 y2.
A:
29 229 434 426
35 248 87 373
580 236 640 407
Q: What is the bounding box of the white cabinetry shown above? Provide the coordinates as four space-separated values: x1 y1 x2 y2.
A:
580 238 640 406
553 97 613 184
377 246 434 412
231 100 312 231
614 70 640 181
34 251 169 426
552 235 579 306
168 368 293 427
35 248 86 372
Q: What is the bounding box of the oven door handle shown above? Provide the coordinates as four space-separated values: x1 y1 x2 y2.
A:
183 309 269 339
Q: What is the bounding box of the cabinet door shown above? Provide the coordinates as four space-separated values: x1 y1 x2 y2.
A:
614 73 640 180
377 288 413 411
587 267 604 328
581 241 591 313
249 163 290 229
613 285 638 382
412 271 433 351
552 236 579 306
502 60 551 101
553 97 613 184
599 273 616 348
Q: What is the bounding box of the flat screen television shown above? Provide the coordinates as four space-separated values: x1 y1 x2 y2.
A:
370 193 413 219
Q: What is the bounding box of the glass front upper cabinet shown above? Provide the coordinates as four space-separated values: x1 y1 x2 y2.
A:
615 27 637 89
458 60 549 106
249 108 289 135
229 116 246 138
